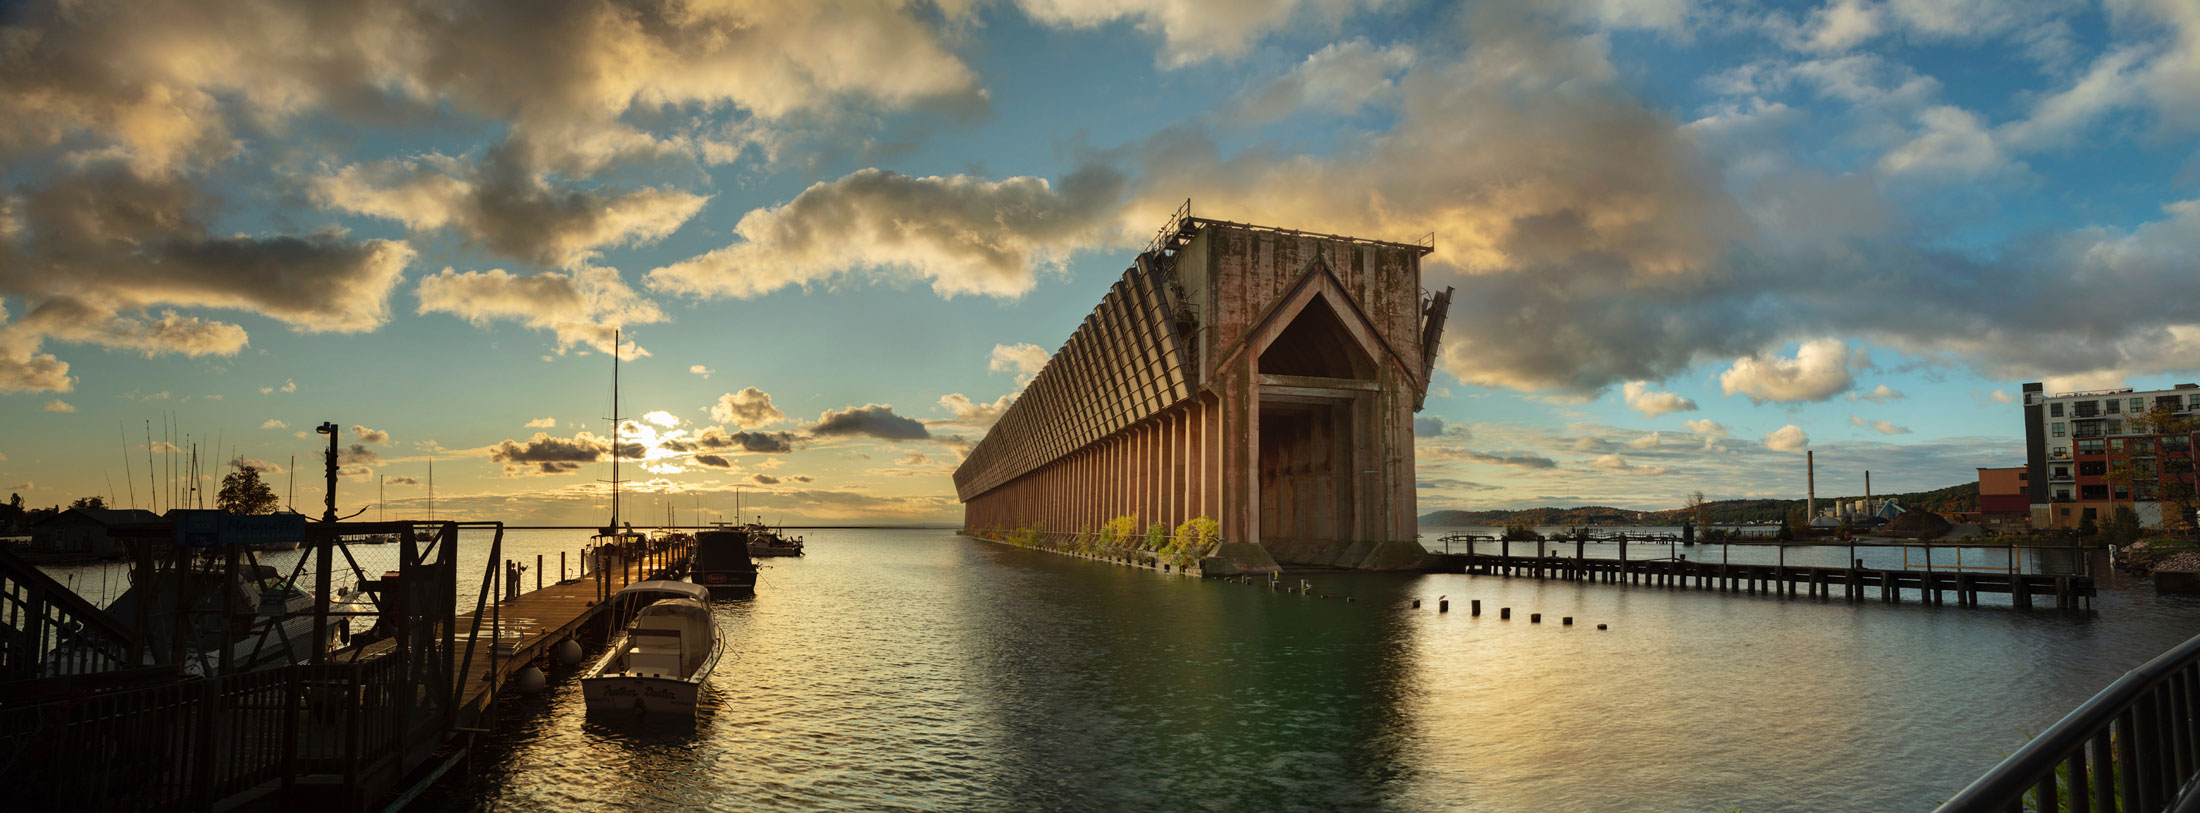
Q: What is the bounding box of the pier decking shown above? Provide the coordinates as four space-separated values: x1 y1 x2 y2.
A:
1432 548 2096 609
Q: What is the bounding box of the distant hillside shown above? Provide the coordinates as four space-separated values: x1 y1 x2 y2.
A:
1420 481 1979 526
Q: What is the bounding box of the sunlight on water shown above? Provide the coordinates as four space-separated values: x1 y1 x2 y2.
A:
409 529 2200 811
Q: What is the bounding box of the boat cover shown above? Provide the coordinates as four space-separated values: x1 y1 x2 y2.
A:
615 579 711 603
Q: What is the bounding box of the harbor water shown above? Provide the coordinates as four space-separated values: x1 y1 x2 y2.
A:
313 527 2200 811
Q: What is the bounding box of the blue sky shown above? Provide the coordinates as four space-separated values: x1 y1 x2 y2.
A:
3 0 2198 522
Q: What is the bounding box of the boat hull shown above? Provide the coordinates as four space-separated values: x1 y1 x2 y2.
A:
582 674 700 716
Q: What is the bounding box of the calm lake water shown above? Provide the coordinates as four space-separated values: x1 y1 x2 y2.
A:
366 526 2200 812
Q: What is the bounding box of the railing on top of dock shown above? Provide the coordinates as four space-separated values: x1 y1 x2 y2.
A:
1937 629 2200 812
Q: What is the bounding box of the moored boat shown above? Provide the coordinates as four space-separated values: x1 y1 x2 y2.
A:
693 529 759 593
582 580 721 718
747 524 804 557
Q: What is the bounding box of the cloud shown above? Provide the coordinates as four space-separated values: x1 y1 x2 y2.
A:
642 410 679 428
1235 39 1417 122
1414 416 1446 437
230 456 284 474
678 426 799 454
1850 416 1912 435
488 431 609 476
351 425 389 444
1626 431 1662 449
1989 389 2014 404
0 0 982 177
525 417 556 429
1848 384 1904 402
338 444 381 466
750 474 780 485
1416 477 1498 491
1764 424 1810 452
646 166 1128 301
386 476 421 486
261 419 288 429
42 399 74 413
939 392 1015 424
1590 453 1669 475
1621 381 1698 418
693 454 735 469
710 388 786 429
415 266 662 358
809 403 930 441
988 343 1051 383
1719 339 1857 403
1683 418 1728 440
1010 0 1378 67
1423 447 1559 469
261 379 297 395
690 365 713 379
313 151 708 269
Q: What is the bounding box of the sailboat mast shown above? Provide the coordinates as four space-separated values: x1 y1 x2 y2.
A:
610 327 622 530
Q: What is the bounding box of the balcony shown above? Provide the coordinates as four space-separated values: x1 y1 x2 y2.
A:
2050 449 2072 459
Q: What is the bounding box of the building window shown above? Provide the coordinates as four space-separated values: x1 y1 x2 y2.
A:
2190 393 2200 409
2056 489 2073 502
2052 422 2066 437
2018 471 2028 481
2134 397 2146 412
2112 439 2126 452
2080 461 2107 476
2076 401 2100 417
2114 484 2130 499
2108 399 2123 414
2107 419 2124 435
2053 464 2071 478
2051 402 2065 417
2019 485 2029 495
2079 439 2106 454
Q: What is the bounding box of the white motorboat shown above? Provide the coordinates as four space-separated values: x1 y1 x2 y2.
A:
581 580 721 718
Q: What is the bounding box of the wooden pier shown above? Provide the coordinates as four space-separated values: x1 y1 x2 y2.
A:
1431 549 2095 610
0 523 697 812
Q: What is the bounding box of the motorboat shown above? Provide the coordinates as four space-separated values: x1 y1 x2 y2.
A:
582 580 722 718
746 525 804 558
692 529 759 593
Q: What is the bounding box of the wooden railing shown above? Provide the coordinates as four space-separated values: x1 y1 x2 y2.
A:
1939 630 2200 811
0 545 143 682
0 656 411 811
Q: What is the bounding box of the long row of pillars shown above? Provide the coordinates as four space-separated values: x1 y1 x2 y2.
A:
964 394 1226 540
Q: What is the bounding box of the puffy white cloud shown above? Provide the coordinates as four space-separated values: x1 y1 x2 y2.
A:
1849 384 1904 402
1850 416 1911 435
1989 389 2015 404
1626 431 1662 449
1621 381 1698 418
1234 39 1416 122
261 419 288 430
525 417 556 429
351 425 390 444
689 365 713 379
988 343 1052 379
709 388 786 430
642 410 680 428
646 167 1128 301
939 393 1015 424
42 399 74 413
1010 0 1378 67
1764 424 1810 452
415 266 661 358
1591 453 1669 475
1719 339 1857 404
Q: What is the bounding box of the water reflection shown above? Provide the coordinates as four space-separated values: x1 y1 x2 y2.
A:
421 529 2200 812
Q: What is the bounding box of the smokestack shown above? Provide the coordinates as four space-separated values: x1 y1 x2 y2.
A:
1807 450 1816 519
1865 471 1872 513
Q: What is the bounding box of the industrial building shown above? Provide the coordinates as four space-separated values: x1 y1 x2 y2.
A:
953 209 1451 571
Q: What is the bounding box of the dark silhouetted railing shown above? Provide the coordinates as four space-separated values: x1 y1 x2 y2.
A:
1939 630 2200 811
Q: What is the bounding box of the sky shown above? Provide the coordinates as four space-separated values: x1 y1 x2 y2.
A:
2 0 2199 524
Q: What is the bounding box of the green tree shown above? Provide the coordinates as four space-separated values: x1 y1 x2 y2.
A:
218 467 280 515
69 495 105 510
2105 505 2143 548
7 493 20 512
